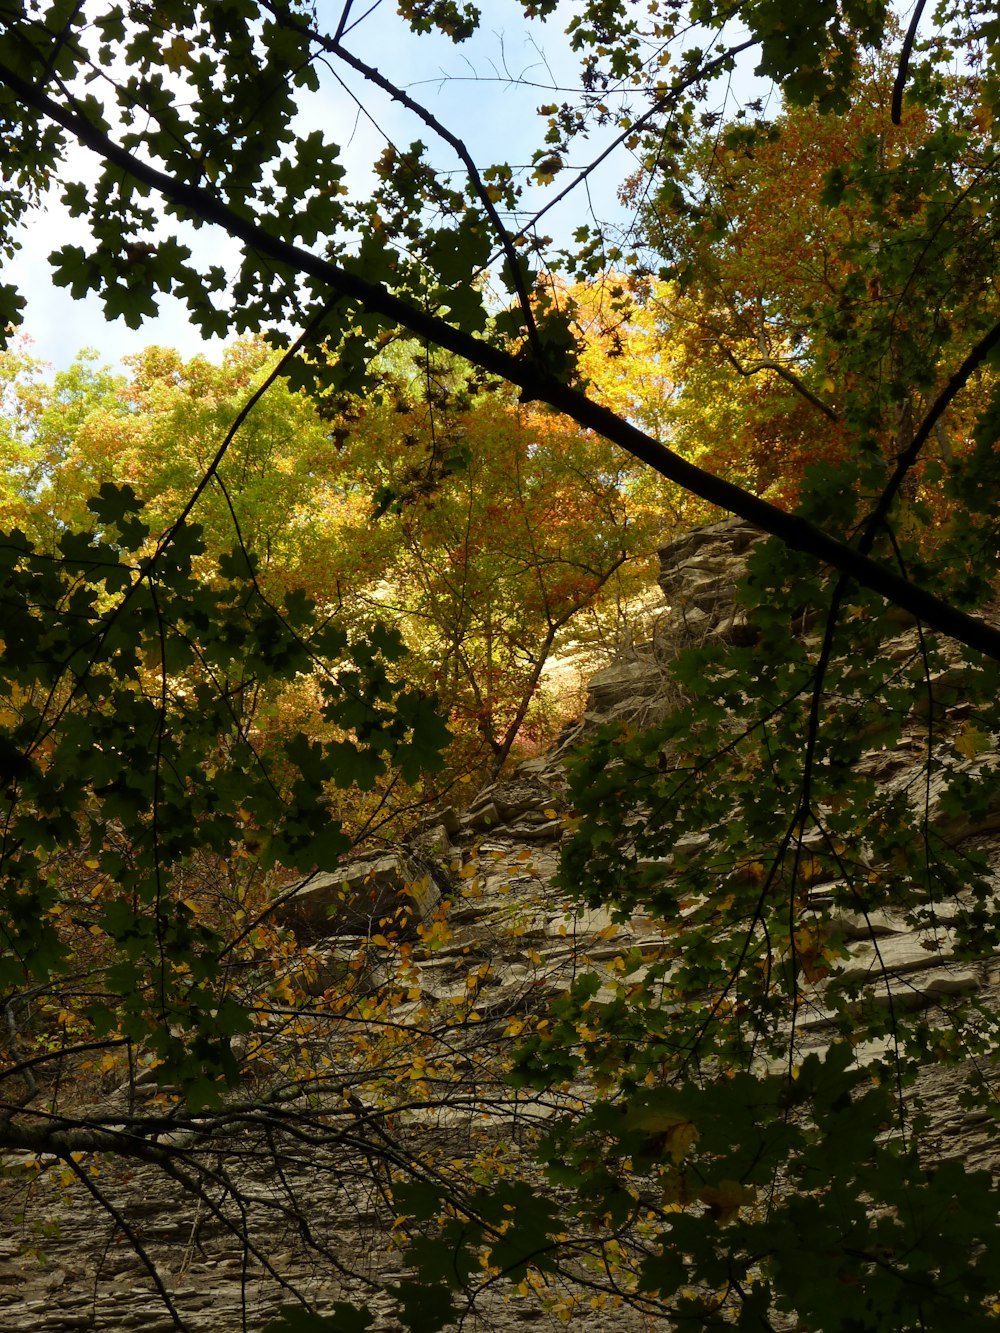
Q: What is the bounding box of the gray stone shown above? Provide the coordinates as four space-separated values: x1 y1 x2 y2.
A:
433 805 463 834
7 515 1000 1333
412 822 453 855
833 929 957 985
924 968 981 996
272 852 438 941
466 800 501 829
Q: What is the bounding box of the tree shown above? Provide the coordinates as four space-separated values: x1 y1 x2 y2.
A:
627 60 997 513
320 375 662 781
3 2 1000 1331
1 0 997 644
0 336 660 795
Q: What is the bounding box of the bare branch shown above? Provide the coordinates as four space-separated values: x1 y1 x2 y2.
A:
62 1152 191 1329
722 346 840 422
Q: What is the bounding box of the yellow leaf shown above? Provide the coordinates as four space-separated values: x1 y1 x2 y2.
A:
697 1179 756 1224
628 1104 699 1162
954 721 992 760
661 1120 699 1162
163 35 194 71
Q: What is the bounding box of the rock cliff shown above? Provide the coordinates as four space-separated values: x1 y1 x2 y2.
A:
2 518 997 1332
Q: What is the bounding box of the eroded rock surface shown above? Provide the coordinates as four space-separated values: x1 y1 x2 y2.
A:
4 517 998 1331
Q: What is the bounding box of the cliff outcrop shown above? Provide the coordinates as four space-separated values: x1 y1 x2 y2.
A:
3 518 997 1332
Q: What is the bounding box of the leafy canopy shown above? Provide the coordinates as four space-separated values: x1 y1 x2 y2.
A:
3 1 1000 1331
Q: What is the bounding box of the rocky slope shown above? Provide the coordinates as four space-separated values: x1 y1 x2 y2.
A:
2 518 998 1332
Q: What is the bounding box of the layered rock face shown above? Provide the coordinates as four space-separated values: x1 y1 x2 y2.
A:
3 518 998 1331
569 517 762 734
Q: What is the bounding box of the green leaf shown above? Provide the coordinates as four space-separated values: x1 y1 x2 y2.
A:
263 1306 374 1333
387 1279 457 1333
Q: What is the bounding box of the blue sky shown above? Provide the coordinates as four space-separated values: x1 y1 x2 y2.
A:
5 0 758 372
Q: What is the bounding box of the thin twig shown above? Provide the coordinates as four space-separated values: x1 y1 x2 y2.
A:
264 0 545 365
722 347 839 422
61 1152 191 1330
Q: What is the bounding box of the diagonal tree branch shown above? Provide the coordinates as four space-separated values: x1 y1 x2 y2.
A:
4 61 1000 659
61 1151 191 1329
891 0 927 125
858 313 1000 556
262 0 545 364
520 39 758 242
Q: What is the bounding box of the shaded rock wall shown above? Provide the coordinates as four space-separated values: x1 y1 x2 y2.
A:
4 518 998 1332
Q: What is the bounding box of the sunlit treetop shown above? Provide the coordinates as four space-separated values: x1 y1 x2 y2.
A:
0 0 911 369
4 0 1000 657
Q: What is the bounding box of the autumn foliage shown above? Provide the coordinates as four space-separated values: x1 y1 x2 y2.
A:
3 1 1000 1330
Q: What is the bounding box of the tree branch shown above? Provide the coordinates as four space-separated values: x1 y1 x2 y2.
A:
523 39 757 242
859 313 1000 555
5 63 1000 659
62 1151 190 1329
891 0 927 125
721 346 839 422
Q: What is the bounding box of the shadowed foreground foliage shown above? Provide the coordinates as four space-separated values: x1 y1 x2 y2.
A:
2 1 1000 1329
